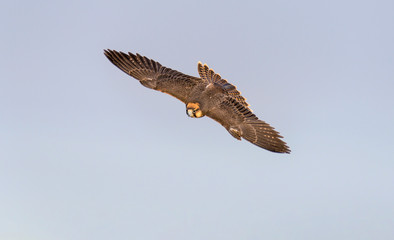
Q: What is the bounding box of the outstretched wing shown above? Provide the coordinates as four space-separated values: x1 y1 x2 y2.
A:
206 97 290 153
197 62 250 107
104 49 201 103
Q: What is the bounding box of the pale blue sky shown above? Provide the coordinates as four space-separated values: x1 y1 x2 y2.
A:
1 0 394 239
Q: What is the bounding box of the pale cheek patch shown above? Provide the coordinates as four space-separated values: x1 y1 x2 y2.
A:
187 109 195 118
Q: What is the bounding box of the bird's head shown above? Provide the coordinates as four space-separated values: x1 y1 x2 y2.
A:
186 102 203 118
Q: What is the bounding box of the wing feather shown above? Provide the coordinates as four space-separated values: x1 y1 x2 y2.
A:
206 97 290 153
104 49 201 103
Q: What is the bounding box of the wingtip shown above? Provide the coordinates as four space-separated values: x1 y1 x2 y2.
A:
103 49 115 57
279 143 291 154
268 144 291 154
282 146 291 154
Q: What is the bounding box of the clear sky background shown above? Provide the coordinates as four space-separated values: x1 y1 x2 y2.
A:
1 0 394 239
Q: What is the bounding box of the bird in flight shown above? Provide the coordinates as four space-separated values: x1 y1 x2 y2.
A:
104 50 290 153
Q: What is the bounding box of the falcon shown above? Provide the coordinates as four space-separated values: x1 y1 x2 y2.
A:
104 49 290 153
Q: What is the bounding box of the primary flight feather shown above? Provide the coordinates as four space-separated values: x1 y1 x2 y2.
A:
104 49 290 153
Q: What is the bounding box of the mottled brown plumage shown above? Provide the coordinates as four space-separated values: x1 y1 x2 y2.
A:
104 49 290 153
